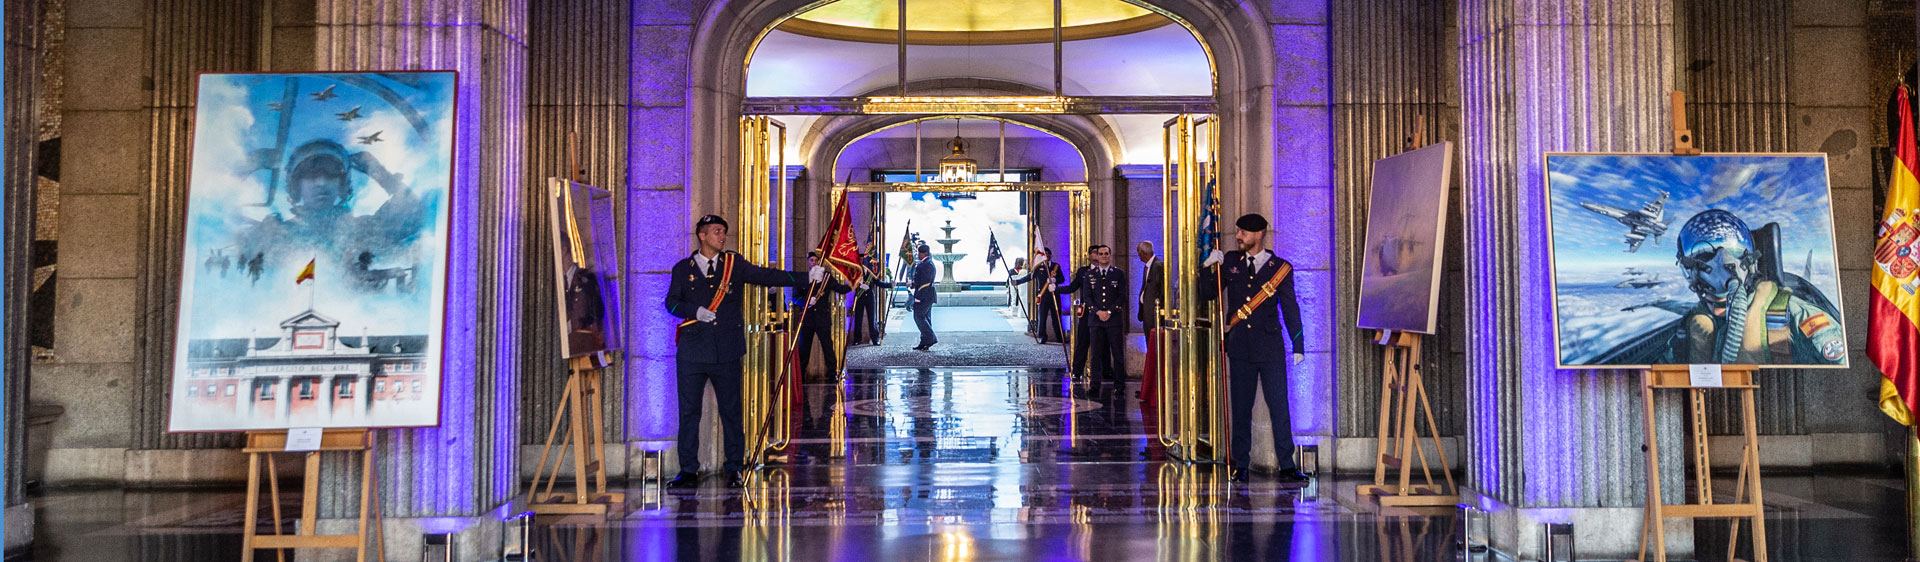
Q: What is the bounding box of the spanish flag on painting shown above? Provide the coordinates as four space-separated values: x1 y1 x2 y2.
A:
1872 83 1920 426
294 259 316 285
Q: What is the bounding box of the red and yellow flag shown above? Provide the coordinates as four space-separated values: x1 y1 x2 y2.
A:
294 259 316 285
817 196 865 282
1872 84 1920 426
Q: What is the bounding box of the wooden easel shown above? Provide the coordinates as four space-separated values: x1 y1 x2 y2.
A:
527 354 625 515
1356 330 1457 507
241 429 385 562
1636 365 1767 562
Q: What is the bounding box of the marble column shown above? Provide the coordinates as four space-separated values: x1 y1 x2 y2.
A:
1266 0 1337 451
1456 1 1689 558
1327 0 1465 472
274 1 529 559
2 0 37 548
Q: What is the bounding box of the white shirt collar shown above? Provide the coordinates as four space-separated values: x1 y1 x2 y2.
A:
693 252 719 277
1249 250 1273 271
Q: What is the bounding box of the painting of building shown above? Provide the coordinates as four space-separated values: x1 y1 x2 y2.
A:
169 72 455 431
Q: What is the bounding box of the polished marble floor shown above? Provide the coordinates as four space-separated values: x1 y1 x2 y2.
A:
13 367 1916 561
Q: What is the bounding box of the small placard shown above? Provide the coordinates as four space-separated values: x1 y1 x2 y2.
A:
1687 364 1724 388
285 427 324 452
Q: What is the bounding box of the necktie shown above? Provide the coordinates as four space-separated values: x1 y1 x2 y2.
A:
706 258 717 277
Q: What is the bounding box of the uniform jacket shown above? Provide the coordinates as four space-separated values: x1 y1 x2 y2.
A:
793 275 853 328
664 250 807 363
911 258 938 306
1202 249 1304 362
1060 265 1129 327
1138 256 1165 330
1011 262 1066 311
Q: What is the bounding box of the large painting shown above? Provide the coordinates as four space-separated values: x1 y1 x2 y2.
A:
547 179 623 359
169 72 457 431
1545 153 1848 369
1357 142 1453 334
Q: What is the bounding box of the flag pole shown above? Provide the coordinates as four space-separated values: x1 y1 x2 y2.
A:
1910 425 1919 560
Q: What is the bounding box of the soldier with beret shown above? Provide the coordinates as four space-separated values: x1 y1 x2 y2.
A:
1200 213 1308 484
663 214 818 488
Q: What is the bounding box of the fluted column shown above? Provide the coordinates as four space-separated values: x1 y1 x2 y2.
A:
1457 1 1688 558
273 0 529 557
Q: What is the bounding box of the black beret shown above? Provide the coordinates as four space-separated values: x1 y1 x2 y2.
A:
1235 213 1268 232
696 214 728 230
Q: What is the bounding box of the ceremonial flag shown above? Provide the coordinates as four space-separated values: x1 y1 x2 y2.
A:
1873 83 1920 426
986 231 1004 273
896 220 916 281
1196 176 1222 256
817 196 865 281
295 259 316 285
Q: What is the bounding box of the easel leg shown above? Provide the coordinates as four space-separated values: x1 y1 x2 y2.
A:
266 455 286 562
358 444 372 562
302 452 320 536
1742 387 1769 562
587 370 611 497
1393 357 1419 494
567 370 593 505
1728 440 1748 560
1370 345 1398 489
243 453 260 562
1412 365 1456 494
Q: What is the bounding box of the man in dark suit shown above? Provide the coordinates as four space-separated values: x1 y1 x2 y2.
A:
793 251 852 378
1059 244 1128 398
663 214 815 489
1010 248 1066 343
911 244 939 351
848 253 889 346
1136 241 1165 407
1200 213 1307 484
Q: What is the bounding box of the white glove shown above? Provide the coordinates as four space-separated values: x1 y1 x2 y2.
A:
1201 250 1225 268
858 283 869 292
696 306 717 323
809 265 826 282
1034 254 1049 266
1291 353 1304 365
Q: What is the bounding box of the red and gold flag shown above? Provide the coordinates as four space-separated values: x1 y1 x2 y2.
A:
1872 84 1920 426
294 259 316 285
817 196 865 282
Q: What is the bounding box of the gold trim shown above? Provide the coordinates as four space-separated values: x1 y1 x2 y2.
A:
777 13 1172 46
839 181 1088 193
861 96 1071 114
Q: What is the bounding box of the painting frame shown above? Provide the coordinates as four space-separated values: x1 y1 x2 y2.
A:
167 70 459 432
546 178 623 360
1355 141 1454 335
1542 152 1849 371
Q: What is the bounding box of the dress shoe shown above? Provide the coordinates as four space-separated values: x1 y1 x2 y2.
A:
666 471 701 489
912 345 928 351
1229 469 1249 483
726 472 747 488
1274 470 1311 484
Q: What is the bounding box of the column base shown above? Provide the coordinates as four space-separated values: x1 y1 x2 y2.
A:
5 502 33 553
313 499 517 562
1461 488 1693 560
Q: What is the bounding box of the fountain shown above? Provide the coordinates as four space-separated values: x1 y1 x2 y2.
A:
931 220 967 292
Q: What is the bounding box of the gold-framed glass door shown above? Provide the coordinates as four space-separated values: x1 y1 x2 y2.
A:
1157 114 1227 463
740 116 793 465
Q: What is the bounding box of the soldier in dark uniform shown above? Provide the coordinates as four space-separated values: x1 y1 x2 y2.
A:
1059 244 1129 398
793 251 853 377
1200 213 1307 484
848 253 890 346
910 244 939 351
663 214 816 488
1010 248 1066 343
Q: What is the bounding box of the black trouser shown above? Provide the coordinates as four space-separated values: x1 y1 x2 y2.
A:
1227 357 1296 472
676 358 744 473
795 320 838 376
1087 322 1126 395
1071 317 1091 378
913 301 937 347
1034 300 1064 343
850 293 878 344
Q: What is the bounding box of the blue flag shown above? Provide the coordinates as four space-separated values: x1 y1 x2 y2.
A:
1196 176 1221 256
985 231 1004 274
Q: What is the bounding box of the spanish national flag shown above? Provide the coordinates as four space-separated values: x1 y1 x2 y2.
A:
295 259 316 285
1872 84 1920 426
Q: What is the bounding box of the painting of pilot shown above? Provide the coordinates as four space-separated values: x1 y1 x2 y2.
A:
1544 153 1848 369
170 72 456 432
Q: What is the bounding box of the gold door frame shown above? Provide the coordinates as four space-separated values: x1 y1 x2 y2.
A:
740 116 794 466
1158 114 1226 463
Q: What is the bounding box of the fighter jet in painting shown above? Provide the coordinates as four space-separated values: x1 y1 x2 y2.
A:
1580 190 1669 252
336 106 363 122
357 131 383 145
1613 274 1666 289
309 84 339 102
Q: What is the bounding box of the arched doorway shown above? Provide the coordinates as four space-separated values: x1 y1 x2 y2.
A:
701 0 1273 471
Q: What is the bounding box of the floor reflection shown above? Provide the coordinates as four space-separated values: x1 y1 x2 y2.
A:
14 368 1915 561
